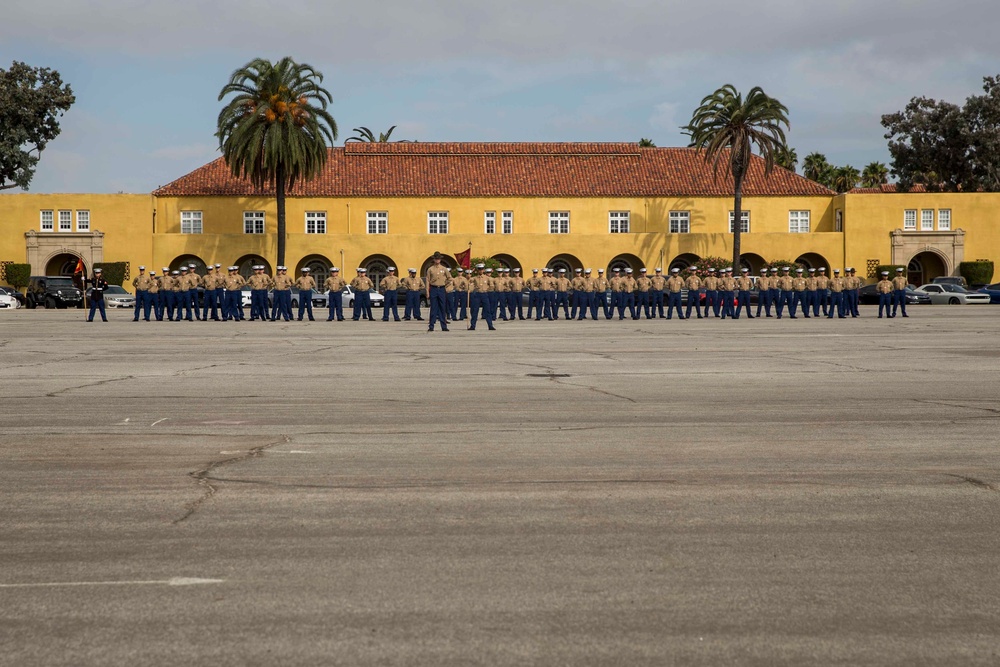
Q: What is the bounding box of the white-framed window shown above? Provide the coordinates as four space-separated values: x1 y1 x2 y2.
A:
367 211 387 234
243 211 264 234
903 209 917 231
428 211 449 234
920 209 934 231
788 210 810 233
835 209 843 233
728 211 750 233
549 211 569 234
502 211 513 234
40 210 54 232
76 210 90 232
305 211 326 234
180 210 203 234
484 211 496 234
669 210 690 234
938 209 951 231
609 211 630 233
58 210 72 232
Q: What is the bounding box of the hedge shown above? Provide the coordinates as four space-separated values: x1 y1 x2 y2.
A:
697 256 733 272
765 259 805 271
4 263 31 290
876 265 907 281
93 262 128 286
959 261 994 287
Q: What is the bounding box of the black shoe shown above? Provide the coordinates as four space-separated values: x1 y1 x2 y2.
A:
902 314 909 318
442 327 450 331
381 318 389 321
132 318 139 322
488 326 496 331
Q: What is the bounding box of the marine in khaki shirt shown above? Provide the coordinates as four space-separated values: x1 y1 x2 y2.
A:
132 269 153 292
295 271 317 291
324 272 347 292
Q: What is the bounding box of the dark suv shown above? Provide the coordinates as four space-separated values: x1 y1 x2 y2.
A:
26 275 84 309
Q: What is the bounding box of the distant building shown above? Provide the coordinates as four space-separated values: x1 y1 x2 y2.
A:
1 143 993 287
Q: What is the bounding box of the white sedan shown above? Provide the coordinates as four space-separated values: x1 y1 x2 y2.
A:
915 284 991 305
340 286 384 308
0 287 20 309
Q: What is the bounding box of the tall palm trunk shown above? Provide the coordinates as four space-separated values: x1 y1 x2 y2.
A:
732 167 745 271
276 163 286 267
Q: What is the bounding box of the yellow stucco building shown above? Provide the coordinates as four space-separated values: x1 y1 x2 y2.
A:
1 142 996 288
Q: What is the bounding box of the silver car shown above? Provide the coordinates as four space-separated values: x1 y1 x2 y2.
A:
915 284 991 305
87 285 136 309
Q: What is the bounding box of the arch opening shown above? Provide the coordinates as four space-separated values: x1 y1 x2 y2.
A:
44 252 83 277
607 253 644 275
235 254 272 279
546 253 582 275
170 255 207 276
907 251 947 287
668 253 700 272
794 253 831 272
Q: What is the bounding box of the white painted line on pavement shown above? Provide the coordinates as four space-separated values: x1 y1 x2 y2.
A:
0 577 225 589
151 418 168 427
202 420 246 425
116 417 130 424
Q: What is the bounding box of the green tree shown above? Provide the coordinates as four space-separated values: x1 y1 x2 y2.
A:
802 152 831 185
682 84 789 271
346 125 408 143
831 165 860 193
216 57 338 266
775 145 798 173
638 137 656 147
0 61 75 191
860 161 889 188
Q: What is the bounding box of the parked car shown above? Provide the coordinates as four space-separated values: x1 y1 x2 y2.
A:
858 284 931 305
0 287 21 309
0 286 24 308
86 285 135 309
976 283 1000 304
931 276 968 287
25 276 84 309
237 287 328 309
342 285 384 309
395 288 429 307
915 283 990 305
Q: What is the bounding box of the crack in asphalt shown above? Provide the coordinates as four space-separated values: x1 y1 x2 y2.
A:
173 435 290 525
944 474 998 492
46 375 135 397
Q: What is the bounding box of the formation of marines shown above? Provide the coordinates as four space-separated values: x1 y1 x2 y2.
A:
126 257 903 327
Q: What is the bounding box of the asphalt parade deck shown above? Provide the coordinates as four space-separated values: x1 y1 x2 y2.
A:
2 306 999 666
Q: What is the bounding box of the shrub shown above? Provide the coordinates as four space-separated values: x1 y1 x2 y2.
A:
959 261 994 287
472 256 505 272
697 256 733 272
4 263 31 290
93 261 128 286
876 264 907 281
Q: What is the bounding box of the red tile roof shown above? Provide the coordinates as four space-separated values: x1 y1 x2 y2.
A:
848 184 923 194
154 143 834 198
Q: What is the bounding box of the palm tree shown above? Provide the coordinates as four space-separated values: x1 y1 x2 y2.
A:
802 152 830 184
682 84 789 270
638 137 656 147
346 125 402 143
216 57 337 266
832 165 861 193
776 145 798 173
861 161 889 188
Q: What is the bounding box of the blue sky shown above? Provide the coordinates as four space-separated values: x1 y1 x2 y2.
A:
3 0 998 193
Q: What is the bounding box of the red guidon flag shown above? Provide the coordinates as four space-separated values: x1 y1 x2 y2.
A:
72 258 85 289
454 249 471 270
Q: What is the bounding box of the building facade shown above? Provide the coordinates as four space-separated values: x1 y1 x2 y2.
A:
1 143 996 287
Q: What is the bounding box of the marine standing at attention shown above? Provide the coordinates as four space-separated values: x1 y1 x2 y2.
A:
379 266 401 322
295 267 317 321
132 265 153 322
425 252 451 332
325 268 346 321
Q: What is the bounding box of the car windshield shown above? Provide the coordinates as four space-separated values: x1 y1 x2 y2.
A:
45 278 76 287
941 284 965 293
987 283 1000 290
104 286 129 295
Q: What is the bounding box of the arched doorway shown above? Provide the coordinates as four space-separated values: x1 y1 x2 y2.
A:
170 255 207 275
908 251 947 286
295 254 333 281
546 254 582 274
607 253 644 275
794 253 831 272
491 253 522 273
668 253 700 272
235 254 272 279
45 252 83 277
360 254 396 288
740 253 767 275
